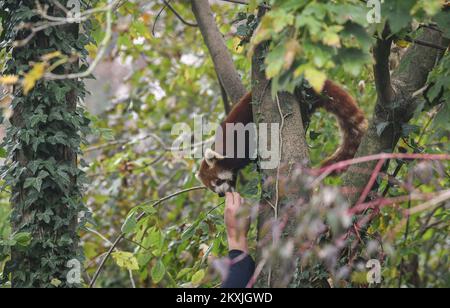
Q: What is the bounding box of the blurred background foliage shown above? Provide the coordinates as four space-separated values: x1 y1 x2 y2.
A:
0 0 449 288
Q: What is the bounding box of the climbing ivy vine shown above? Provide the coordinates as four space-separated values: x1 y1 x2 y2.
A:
0 0 92 287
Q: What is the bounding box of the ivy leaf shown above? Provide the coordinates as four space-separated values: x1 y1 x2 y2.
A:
151 260 166 284
29 113 48 127
24 177 43 192
37 170 49 180
376 122 390 136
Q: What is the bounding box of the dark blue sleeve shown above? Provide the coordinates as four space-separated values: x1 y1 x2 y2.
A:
221 250 255 288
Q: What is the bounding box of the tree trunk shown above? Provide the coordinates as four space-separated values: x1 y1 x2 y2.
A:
251 39 310 288
2 1 89 288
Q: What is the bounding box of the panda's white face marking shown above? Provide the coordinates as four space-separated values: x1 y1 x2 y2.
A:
210 171 235 197
218 171 233 181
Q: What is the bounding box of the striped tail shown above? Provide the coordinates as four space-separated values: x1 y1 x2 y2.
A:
316 80 368 168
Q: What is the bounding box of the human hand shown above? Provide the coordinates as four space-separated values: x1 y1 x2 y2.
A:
225 192 250 253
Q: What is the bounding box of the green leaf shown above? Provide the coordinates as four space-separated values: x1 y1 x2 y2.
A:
13 232 32 247
121 212 138 234
383 0 416 33
434 11 450 38
146 227 163 249
24 177 42 192
265 43 286 79
191 269 205 285
176 268 192 280
151 260 166 284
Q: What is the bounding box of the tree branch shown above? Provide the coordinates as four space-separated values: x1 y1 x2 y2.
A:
216 0 271 9
373 25 395 104
162 0 198 28
191 0 247 104
217 72 231 114
343 27 447 205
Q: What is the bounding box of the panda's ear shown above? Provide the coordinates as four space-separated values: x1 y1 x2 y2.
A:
204 149 225 168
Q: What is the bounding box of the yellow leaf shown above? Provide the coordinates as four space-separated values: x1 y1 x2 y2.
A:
248 0 259 11
41 51 62 62
304 68 327 93
112 251 139 271
85 43 98 59
22 63 46 95
0 75 19 85
323 32 341 47
394 39 410 49
50 278 62 287
141 13 152 25
191 269 205 285
284 39 301 70
232 37 244 54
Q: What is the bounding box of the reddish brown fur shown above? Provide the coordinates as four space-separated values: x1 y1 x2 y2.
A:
198 80 367 194
315 80 368 167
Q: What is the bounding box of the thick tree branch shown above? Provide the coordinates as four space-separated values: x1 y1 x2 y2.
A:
217 73 231 114
373 25 395 104
343 27 446 205
191 0 247 104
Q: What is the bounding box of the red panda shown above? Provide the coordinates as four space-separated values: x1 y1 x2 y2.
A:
197 80 368 197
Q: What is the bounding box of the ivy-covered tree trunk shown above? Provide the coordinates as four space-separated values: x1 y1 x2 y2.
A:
0 0 91 288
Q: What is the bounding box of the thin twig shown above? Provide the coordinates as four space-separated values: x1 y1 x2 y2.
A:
152 0 170 36
312 153 450 188
355 159 386 206
163 0 198 27
216 0 271 9
88 186 206 288
44 5 113 80
398 198 412 288
407 189 450 215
